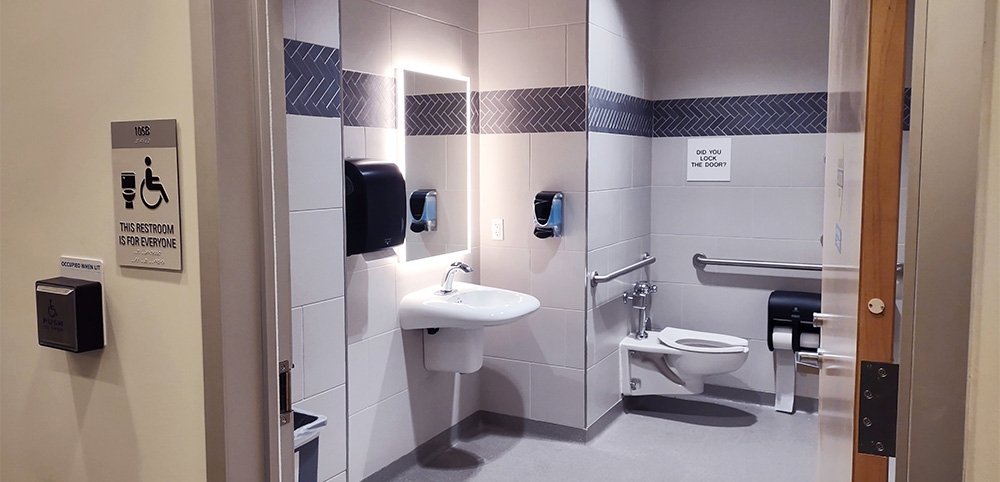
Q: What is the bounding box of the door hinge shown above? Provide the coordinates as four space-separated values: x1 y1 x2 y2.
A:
858 361 898 457
279 360 292 426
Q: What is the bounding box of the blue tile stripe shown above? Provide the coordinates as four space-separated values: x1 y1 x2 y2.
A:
588 86 654 136
478 86 587 134
405 92 468 136
284 39 341 118
653 92 828 137
342 70 396 128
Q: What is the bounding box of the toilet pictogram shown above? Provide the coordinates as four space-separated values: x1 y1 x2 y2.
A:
140 156 170 209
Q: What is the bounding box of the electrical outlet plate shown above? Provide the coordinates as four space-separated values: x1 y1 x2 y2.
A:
491 219 504 241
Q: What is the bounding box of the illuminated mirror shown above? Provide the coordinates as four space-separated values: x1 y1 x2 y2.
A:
397 69 470 262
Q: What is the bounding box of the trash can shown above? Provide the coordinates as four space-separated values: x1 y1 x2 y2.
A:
294 409 327 482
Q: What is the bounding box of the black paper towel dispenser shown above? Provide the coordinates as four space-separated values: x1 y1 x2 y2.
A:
345 159 406 256
767 291 821 352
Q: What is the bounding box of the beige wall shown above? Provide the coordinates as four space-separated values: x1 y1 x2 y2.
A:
965 2 1000 476
0 1 208 480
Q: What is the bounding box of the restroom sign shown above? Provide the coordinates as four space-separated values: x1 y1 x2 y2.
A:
111 119 182 271
687 138 732 182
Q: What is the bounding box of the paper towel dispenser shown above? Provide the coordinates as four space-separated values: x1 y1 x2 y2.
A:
767 291 821 352
36 277 104 353
345 159 406 256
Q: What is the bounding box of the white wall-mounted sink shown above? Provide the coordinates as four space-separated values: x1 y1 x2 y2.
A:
399 282 540 373
399 282 540 330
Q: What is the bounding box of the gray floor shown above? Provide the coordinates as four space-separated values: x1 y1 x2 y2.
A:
392 396 818 482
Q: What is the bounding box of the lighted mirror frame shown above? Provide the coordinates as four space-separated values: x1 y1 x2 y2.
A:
394 67 473 264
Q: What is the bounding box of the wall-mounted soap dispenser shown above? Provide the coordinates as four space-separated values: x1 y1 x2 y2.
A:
408 189 437 233
533 191 563 239
345 159 406 256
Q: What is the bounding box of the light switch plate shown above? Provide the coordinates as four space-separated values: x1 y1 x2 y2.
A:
491 219 504 241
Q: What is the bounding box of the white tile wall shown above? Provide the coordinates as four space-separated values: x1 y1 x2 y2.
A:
530 0 587 27
479 27 570 90
586 351 621 427
529 364 585 427
479 0 529 32
340 0 392 75
303 298 347 397
288 115 343 211
290 209 346 307
648 0 829 99
294 0 342 47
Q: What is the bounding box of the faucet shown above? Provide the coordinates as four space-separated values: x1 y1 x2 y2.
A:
438 261 473 294
623 281 657 339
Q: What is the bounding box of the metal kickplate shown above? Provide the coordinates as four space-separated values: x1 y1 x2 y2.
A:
858 361 899 457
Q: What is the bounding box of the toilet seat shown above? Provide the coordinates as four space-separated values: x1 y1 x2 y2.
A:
657 327 749 354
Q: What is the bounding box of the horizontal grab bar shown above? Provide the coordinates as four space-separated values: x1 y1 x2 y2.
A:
693 253 822 271
591 253 656 287
693 253 904 274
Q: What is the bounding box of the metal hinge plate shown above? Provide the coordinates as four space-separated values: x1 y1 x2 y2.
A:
279 360 292 426
858 361 898 457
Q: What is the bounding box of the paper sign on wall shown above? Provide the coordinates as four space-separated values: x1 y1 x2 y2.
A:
687 138 732 182
111 119 182 271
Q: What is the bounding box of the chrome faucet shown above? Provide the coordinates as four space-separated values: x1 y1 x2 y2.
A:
623 281 657 339
438 261 473 294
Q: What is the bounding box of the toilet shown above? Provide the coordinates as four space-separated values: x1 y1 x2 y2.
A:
620 327 749 396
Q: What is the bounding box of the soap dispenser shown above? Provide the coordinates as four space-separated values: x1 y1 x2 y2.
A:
533 191 563 239
408 189 437 233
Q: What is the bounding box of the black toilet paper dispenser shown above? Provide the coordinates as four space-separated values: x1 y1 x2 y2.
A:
767 291 821 352
533 191 563 239
408 189 437 233
345 159 406 256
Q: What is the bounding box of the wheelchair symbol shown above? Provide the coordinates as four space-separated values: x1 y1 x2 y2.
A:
140 156 169 209
47 299 58 318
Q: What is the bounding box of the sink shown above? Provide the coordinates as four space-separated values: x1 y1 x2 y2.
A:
399 282 540 373
399 282 540 330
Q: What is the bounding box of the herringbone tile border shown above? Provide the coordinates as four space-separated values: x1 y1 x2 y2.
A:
653 93 828 137
588 86 654 137
342 70 396 128
284 39 341 118
405 93 468 136
479 86 587 134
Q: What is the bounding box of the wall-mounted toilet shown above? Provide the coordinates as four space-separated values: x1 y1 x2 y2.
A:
620 327 749 396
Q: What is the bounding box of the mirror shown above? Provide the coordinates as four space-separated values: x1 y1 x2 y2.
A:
398 69 470 262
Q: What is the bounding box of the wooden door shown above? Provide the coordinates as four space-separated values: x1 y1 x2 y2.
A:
817 0 907 480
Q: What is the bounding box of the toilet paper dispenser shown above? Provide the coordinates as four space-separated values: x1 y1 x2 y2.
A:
767 291 821 352
533 191 563 239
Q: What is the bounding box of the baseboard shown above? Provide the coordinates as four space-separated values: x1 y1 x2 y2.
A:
702 384 819 413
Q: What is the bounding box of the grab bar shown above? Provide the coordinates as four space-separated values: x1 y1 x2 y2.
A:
693 253 904 274
590 252 656 287
693 253 822 271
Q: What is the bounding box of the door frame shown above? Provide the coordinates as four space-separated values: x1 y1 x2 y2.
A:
895 0 990 479
192 0 293 480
